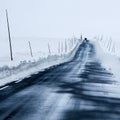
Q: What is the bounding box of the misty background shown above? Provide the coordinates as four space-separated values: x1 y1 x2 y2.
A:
0 0 120 57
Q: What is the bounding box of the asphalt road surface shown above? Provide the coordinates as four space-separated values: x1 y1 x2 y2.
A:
0 40 120 120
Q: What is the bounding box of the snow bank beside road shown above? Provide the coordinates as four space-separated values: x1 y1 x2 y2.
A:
0 38 82 87
93 40 120 80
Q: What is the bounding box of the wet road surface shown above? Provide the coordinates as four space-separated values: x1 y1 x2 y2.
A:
0 40 120 120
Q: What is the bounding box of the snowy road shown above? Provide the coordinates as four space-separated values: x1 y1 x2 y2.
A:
0 40 120 120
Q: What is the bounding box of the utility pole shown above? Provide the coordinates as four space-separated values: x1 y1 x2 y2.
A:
28 41 33 57
6 9 13 61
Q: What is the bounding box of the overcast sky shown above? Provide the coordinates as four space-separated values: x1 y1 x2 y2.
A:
0 0 120 40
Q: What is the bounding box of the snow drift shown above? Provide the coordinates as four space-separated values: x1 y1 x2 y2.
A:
0 38 82 87
93 39 120 81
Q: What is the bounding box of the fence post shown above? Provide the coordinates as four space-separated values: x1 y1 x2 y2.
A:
108 38 112 52
28 41 33 57
107 39 110 49
58 41 60 54
80 35 83 41
61 42 63 54
65 40 67 53
48 43 51 55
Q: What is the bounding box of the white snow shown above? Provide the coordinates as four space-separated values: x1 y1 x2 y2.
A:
92 38 120 81
0 37 82 87
1 36 120 89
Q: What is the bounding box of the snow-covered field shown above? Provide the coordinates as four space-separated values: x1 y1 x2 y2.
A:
0 37 77 66
0 37 82 87
1 36 120 88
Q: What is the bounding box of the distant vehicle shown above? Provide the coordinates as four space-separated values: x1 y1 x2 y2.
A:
84 38 89 43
